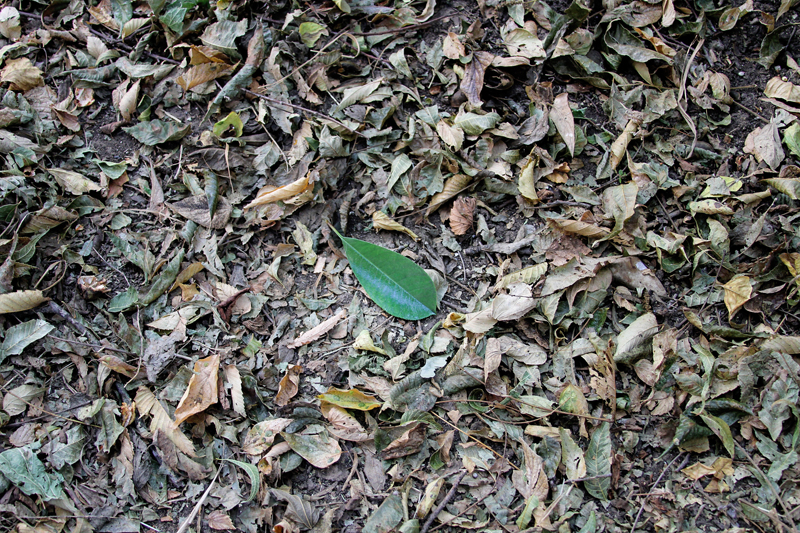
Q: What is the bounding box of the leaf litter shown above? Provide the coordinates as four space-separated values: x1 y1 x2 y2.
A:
0 0 799 532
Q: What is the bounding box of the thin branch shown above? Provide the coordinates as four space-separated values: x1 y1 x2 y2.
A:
630 453 688 532
420 470 468 533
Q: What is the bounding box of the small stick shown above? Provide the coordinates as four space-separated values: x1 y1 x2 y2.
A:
420 470 468 533
630 453 688 532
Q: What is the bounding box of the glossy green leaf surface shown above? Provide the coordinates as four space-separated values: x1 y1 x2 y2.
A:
333 228 436 320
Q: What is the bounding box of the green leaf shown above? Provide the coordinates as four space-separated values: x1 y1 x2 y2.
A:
224 458 260 502
317 387 382 411
699 412 735 458
111 0 133 28
331 227 437 320
298 22 328 47
0 446 65 500
784 123 800 159
584 422 612 500
94 159 128 180
0 319 54 364
363 493 404 533
159 6 187 33
213 111 243 139
453 111 501 135
281 430 342 468
140 249 185 306
108 286 139 313
123 119 190 146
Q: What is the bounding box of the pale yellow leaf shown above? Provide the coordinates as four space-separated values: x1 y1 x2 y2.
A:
548 218 610 239
353 329 387 354
245 176 311 209
48 168 101 195
287 309 345 348
224 364 245 417
427 174 472 216
118 80 140 122
134 386 196 456
0 58 43 91
551 93 575 157
722 275 752 319
372 211 419 240
174 353 220 425
436 120 464 150
289 121 313 166
764 76 800 103
121 18 150 39
275 364 302 407
0 290 48 314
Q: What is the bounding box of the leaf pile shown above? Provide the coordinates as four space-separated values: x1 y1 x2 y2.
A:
1 0 800 532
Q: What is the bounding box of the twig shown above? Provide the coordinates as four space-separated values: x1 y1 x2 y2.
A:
43 301 98 341
731 99 770 123
676 38 705 159
349 14 453 37
630 453 688 532
47 334 134 354
176 470 220 533
738 444 798 533
243 89 364 137
0 383 100 428
420 470 468 533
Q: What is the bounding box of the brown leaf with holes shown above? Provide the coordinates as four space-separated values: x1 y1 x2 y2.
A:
173 353 220 425
275 365 302 407
450 197 476 235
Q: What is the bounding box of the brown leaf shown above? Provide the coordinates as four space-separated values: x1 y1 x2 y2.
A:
275 364 302 407
320 402 371 442
426 174 472 216
1 58 43 91
287 309 346 348
207 510 236 530
0 290 48 313
372 211 419 240
551 93 575 157
245 176 311 209
174 353 221 425
135 386 196 456
460 51 494 107
167 195 232 229
177 63 236 92
381 424 426 459
224 364 245 417
450 197 476 235
118 80 140 122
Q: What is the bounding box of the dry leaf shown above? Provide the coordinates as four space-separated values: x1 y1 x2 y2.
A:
48 168 102 195
427 174 472 216
174 353 221 425
288 121 313 166
722 275 752 319
135 386 196 456
245 176 311 209
287 309 346 348
460 51 494 107
551 93 575 157
118 80 140 122
177 63 236 91
0 290 48 314
207 510 236 530
242 418 293 455
275 365 302 406
1 58 43 91
610 116 643 171
353 329 387 354
547 218 610 239
320 402 371 442
743 122 785 170
450 197 476 235
372 211 419 240
224 364 245 417
381 424 426 459
764 76 800 103
436 120 464 150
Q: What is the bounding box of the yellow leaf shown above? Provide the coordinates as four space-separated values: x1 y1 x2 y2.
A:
174 353 220 425
372 211 419 240
274 364 302 407
317 387 382 410
722 275 752 318
134 386 196 456
426 174 472 216
0 290 48 314
353 329 387 354
0 58 43 91
245 176 311 209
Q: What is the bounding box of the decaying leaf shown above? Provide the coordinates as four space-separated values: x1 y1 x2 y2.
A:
174 353 220 425
372 211 419 240
275 364 302 406
245 176 311 209
287 310 346 348
450 197 476 235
